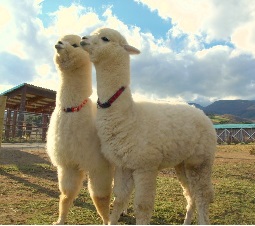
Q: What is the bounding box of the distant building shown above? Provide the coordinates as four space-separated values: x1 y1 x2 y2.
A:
1 83 56 114
1 83 56 142
214 124 255 144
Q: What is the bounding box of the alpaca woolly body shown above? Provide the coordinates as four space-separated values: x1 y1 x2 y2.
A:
46 35 113 225
97 101 215 170
81 28 217 225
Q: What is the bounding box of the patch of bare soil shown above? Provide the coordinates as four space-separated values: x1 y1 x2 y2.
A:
215 145 255 164
0 147 50 165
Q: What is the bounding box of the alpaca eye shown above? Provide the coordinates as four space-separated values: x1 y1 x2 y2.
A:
101 37 110 42
72 44 79 48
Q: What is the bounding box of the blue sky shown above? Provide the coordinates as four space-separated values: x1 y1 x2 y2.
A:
39 0 171 38
0 0 255 106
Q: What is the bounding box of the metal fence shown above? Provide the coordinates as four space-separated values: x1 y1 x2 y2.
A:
2 109 255 145
214 125 255 144
2 109 50 142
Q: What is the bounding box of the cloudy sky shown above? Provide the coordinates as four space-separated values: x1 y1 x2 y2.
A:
0 0 255 106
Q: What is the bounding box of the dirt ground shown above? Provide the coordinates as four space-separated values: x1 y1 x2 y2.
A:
0 143 255 224
215 144 255 163
1 143 255 165
0 146 49 166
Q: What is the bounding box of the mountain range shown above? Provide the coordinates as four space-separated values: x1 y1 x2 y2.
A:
189 100 255 122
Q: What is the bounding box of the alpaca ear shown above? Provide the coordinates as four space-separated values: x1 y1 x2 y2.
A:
123 44 141 55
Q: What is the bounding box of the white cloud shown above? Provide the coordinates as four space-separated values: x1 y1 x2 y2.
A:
135 0 255 56
131 41 255 106
135 0 213 34
48 4 102 36
231 21 255 56
0 0 255 107
35 64 51 77
0 5 11 30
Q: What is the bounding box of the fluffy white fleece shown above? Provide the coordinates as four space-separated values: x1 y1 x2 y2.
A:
46 34 113 225
81 28 217 225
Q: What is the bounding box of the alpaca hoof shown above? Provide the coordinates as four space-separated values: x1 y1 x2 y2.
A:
53 220 63 225
109 217 118 225
120 211 127 217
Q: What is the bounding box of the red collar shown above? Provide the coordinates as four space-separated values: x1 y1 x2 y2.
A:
97 86 125 108
63 99 88 112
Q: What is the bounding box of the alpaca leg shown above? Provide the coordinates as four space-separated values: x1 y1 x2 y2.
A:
121 200 129 216
109 167 134 225
54 167 85 225
175 162 195 225
183 193 195 225
133 169 158 225
88 166 113 225
185 160 214 225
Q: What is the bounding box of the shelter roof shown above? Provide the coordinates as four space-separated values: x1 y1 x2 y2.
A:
214 124 255 129
0 83 56 114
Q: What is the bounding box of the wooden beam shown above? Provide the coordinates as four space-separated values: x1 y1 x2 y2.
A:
17 86 27 137
30 102 56 113
12 110 18 137
26 95 45 103
42 114 48 142
0 96 7 149
26 85 56 99
3 87 23 99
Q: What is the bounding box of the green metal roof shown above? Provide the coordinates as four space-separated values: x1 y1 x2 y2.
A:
0 83 26 96
214 124 255 129
0 83 56 96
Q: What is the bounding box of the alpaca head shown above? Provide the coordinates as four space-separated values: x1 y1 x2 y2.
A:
80 28 140 64
54 34 91 72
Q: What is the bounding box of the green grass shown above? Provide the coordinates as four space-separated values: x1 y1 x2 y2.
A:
0 146 255 224
211 162 255 224
209 115 230 124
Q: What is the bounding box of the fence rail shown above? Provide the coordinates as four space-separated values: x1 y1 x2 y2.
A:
2 109 50 142
2 108 255 144
215 127 255 144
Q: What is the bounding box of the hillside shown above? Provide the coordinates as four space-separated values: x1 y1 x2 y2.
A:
188 103 204 110
204 100 255 120
209 114 254 124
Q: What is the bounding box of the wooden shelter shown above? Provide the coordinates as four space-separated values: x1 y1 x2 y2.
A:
2 83 56 113
1 83 56 142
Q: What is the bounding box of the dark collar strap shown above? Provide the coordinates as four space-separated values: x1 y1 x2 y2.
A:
63 99 88 112
97 86 125 109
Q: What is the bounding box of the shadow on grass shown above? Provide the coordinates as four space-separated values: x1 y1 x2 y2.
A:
0 149 98 212
0 167 59 198
73 197 97 212
0 149 57 181
0 148 49 165
110 213 187 225
0 167 97 211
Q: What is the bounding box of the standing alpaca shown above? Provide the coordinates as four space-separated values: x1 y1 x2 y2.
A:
80 28 217 225
46 35 113 225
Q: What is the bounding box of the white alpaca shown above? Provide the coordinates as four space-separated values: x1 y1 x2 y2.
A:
46 35 113 225
80 28 217 225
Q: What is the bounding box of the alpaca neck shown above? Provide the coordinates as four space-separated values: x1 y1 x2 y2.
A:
95 59 132 105
56 67 92 107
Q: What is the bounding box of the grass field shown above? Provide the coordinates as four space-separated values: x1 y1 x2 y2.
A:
0 144 255 225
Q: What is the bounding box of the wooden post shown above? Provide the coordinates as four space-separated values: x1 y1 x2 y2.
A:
5 109 11 140
0 96 7 149
12 110 17 138
17 86 27 138
42 114 48 142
